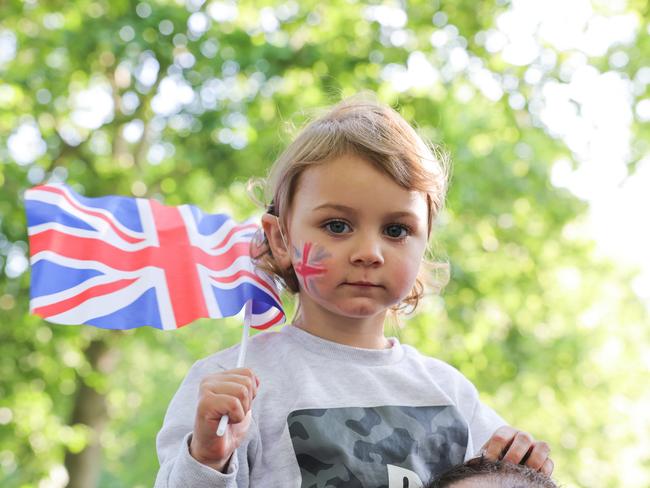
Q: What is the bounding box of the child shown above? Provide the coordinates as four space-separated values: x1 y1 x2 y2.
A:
154 95 552 487
426 456 559 487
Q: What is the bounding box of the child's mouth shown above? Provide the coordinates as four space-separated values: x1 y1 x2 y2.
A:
344 281 382 288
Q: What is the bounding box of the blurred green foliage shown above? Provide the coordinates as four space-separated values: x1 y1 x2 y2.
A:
1 0 649 487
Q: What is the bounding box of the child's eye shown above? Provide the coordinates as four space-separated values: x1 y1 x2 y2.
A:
384 224 410 239
323 220 352 234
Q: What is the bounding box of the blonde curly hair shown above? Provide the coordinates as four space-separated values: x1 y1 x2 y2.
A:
250 93 450 315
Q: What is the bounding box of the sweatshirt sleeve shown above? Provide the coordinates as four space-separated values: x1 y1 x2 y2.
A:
467 391 508 459
153 359 248 488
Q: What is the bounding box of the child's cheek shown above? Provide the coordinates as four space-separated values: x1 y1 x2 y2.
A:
292 241 331 295
394 259 420 298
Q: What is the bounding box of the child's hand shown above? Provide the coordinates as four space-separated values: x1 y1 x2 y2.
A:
189 368 259 472
480 426 553 475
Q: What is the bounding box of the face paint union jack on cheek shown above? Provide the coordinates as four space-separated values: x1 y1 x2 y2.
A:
293 242 330 296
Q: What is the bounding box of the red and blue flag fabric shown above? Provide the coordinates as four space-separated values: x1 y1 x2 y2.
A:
24 184 285 330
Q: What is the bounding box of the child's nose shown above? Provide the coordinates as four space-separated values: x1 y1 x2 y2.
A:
349 236 384 266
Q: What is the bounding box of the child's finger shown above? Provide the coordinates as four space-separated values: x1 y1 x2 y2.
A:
223 369 260 398
217 373 258 401
204 379 256 414
212 393 247 423
196 380 255 428
481 425 516 460
227 368 259 387
196 386 245 423
502 431 535 464
522 441 551 471
540 458 554 476
235 370 259 398
200 372 258 405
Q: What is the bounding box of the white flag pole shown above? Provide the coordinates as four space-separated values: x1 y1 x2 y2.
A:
216 299 252 437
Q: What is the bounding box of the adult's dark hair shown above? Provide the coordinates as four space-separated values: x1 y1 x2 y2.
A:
427 457 559 488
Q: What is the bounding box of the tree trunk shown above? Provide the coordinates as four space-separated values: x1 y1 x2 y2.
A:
64 339 116 488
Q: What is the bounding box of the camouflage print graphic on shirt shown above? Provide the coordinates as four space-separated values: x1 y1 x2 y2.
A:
287 405 468 488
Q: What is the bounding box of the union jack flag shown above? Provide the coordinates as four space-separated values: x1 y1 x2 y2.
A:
25 184 285 330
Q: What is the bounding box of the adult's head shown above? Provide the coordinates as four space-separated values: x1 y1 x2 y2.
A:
427 457 559 488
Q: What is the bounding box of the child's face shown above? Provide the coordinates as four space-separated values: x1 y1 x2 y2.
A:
285 153 429 321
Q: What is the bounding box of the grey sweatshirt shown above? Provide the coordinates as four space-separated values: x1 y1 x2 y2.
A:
154 325 506 487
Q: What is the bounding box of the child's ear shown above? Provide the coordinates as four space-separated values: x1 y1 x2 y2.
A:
261 213 292 269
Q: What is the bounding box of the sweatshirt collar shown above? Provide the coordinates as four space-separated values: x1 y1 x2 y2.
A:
281 324 404 366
